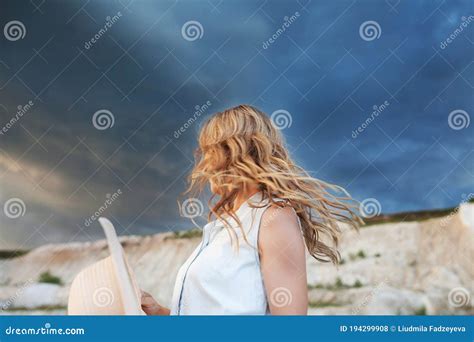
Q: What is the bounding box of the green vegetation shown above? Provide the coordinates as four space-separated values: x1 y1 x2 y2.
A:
308 277 364 291
341 250 382 264
308 300 342 308
414 306 427 315
38 271 63 285
362 206 458 226
348 249 367 261
0 250 29 259
165 229 203 240
3 305 66 312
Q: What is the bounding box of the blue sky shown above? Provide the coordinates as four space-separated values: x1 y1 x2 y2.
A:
0 0 473 248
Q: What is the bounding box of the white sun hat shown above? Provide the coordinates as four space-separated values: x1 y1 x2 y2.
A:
68 217 145 315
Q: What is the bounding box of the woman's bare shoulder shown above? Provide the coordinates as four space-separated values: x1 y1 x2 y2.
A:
259 204 303 252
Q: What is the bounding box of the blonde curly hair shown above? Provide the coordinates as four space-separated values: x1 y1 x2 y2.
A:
186 104 362 263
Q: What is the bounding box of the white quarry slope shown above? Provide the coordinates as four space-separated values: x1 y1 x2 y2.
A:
0 204 473 315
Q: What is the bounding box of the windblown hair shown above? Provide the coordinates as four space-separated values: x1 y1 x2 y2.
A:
186 104 362 263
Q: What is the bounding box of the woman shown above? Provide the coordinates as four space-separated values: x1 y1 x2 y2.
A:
141 105 361 315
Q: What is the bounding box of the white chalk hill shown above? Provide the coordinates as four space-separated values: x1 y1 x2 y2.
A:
1 204 472 315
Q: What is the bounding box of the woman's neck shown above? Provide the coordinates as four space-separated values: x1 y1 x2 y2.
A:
233 186 260 210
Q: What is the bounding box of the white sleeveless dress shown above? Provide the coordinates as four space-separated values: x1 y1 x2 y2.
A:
170 192 275 315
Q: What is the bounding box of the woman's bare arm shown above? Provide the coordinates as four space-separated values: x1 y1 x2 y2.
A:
259 206 308 315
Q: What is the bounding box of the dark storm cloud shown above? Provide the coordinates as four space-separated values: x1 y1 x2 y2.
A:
0 0 472 248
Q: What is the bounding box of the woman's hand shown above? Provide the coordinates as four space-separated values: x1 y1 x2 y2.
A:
140 290 170 315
